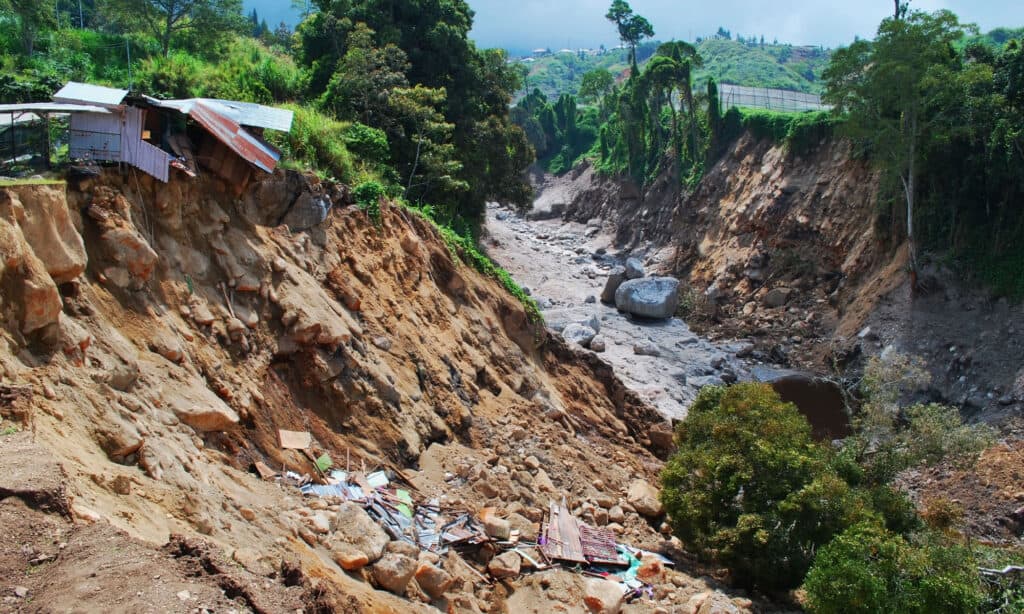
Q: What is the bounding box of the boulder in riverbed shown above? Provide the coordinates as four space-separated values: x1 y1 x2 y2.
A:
600 266 627 304
562 323 598 348
615 277 680 319
625 257 645 279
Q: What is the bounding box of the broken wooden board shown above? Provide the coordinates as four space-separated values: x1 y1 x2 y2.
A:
541 501 587 565
278 429 312 450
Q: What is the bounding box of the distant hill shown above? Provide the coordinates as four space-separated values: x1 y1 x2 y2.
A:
517 37 831 102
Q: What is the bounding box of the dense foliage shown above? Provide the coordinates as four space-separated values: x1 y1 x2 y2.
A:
297 0 533 224
661 354 995 596
803 523 984 613
661 384 880 589
825 9 1024 296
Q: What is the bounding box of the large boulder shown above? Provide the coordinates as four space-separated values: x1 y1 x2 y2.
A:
583 577 625 614
331 502 390 563
614 277 680 319
627 479 664 518
600 267 627 304
0 185 87 284
371 553 417 594
624 257 645 280
562 323 597 348
163 382 240 432
487 551 521 579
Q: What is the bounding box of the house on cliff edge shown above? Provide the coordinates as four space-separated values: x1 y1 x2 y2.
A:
0 82 293 191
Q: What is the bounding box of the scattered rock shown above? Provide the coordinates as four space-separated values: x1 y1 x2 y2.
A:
627 479 664 518
600 267 627 304
333 545 370 571
590 336 607 352
633 342 660 357
583 577 624 614
763 287 793 308
13 587 28 599
506 512 539 542
562 323 597 348
372 553 418 594
615 277 680 319
415 563 455 599
484 517 511 540
487 551 521 579
624 257 645 280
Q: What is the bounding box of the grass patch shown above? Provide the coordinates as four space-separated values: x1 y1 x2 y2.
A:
721 107 839 155
0 178 66 187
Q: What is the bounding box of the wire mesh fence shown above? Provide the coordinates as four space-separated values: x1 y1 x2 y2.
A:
719 84 830 112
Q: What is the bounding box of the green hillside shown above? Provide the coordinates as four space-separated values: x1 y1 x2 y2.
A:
517 37 831 101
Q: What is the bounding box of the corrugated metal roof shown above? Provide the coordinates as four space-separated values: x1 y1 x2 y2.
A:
54 82 128 107
143 96 293 132
0 102 112 115
206 99 293 132
188 100 280 173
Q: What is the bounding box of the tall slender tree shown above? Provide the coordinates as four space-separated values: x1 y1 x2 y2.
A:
824 9 965 282
605 0 654 70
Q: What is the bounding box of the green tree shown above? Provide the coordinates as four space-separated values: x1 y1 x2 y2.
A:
654 41 703 158
104 0 245 56
319 22 409 125
605 0 654 70
300 0 532 221
578 68 614 104
803 523 984 614
823 10 967 281
1 0 56 55
660 384 875 590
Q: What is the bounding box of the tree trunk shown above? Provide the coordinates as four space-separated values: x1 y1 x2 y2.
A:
162 4 175 57
903 111 918 291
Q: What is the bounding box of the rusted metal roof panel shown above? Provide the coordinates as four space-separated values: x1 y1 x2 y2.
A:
143 96 293 132
188 101 280 173
0 103 112 115
53 82 128 107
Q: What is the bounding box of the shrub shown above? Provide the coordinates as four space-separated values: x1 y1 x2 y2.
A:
660 384 874 590
343 123 390 163
266 105 352 182
352 180 386 223
803 523 984 614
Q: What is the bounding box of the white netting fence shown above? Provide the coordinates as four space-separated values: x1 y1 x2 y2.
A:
719 83 830 112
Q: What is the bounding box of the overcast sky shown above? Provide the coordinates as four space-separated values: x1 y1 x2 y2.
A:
467 0 1024 50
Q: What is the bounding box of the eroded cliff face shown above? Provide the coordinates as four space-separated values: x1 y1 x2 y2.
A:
0 171 729 612
666 133 897 369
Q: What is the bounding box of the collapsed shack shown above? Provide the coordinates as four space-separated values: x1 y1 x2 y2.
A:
261 429 673 604
0 82 293 195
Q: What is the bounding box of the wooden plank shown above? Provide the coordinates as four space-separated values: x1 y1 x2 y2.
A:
278 429 312 450
541 501 587 565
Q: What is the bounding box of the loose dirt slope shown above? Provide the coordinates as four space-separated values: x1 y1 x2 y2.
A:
0 171 757 612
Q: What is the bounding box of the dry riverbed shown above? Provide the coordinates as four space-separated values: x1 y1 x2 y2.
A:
485 202 757 421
